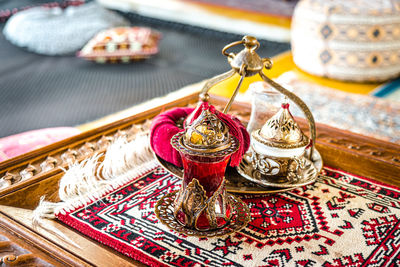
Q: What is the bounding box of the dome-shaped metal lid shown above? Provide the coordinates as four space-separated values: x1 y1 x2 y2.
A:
171 109 239 157
252 103 309 149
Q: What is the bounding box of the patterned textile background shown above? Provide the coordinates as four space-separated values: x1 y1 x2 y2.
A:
56 162 400 266
291 0 400 83
185 0 299 18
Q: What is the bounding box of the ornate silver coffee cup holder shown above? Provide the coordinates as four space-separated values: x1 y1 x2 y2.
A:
237 147 323 189
236 100 321 189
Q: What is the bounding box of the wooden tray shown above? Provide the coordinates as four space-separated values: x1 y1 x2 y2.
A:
0 93 399 266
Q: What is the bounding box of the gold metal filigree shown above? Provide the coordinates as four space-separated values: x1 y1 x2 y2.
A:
173 178 208 229
237 149 319 188
249 148 306 178
259 72 315 159
252 105 309 149
249 152 282 176
171 110 239 157
172 178 233 232
155 191 250 237
204 178 232 229
184 110 230 151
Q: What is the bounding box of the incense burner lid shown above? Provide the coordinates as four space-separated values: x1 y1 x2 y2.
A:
252 103 309 150
171 109 239 157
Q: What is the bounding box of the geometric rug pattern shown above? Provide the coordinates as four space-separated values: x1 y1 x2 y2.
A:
56 162 400 266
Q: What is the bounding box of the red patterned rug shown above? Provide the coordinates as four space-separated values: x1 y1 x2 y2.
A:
56 161 400 266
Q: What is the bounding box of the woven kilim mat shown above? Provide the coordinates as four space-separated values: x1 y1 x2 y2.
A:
56 161 400 266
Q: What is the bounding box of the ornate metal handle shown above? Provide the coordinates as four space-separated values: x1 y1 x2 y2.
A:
197 36 316 159
199 69 236 102
222 36 260 59
200 36 265 110
222 40 243 59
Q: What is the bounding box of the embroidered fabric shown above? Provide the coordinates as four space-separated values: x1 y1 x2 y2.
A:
55 165 400 266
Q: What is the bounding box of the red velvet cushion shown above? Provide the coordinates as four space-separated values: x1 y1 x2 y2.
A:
150 107 194 168
150 103 250 168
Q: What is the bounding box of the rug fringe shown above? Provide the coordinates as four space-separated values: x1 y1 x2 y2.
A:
59 153 104 202
56 159 158 215
101 133 152 179
33 132 156 248
33 196 82 249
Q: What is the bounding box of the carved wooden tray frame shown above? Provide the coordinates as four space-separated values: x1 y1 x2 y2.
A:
0 93 399 266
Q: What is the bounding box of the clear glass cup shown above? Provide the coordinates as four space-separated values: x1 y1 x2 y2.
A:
246 81 284 134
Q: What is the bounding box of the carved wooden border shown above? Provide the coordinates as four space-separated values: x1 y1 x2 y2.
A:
1 93 399 197
0 93 198 199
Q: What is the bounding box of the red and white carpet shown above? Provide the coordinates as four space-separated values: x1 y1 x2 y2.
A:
56 163 400 266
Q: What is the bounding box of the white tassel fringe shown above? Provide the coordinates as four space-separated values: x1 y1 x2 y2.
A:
33 132 155 248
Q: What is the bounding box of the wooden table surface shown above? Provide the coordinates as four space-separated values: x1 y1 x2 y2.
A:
0 92 399 266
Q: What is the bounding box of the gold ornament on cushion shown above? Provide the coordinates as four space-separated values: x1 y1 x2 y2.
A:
184 110 231 152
